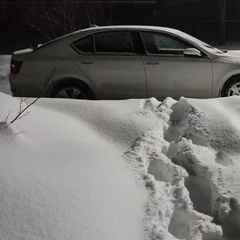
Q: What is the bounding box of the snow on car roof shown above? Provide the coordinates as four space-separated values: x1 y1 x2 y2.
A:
73 25 180 35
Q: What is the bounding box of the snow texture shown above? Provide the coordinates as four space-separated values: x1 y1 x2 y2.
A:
1 55 240 240
0 55 12 96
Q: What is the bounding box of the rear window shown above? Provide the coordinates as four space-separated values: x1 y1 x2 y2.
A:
71 35 94 53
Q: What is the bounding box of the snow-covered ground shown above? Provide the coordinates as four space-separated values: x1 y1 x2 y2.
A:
0 55 11 96
1 55 240 240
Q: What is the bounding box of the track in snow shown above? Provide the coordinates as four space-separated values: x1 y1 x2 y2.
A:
125 97 240 240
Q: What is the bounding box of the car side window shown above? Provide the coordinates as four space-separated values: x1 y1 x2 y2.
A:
71 35 94 53
141 32 190 55
94 31 134 54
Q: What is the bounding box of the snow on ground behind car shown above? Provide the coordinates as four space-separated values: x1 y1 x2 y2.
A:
0 55 11 95
1 55 240 239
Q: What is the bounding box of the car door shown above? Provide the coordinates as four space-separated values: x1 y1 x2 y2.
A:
140 31 213 99
70 31 146 99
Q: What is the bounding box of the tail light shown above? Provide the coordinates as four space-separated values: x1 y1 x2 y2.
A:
11 59 23 74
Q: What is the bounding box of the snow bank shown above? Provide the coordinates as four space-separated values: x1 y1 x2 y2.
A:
0 93 153 240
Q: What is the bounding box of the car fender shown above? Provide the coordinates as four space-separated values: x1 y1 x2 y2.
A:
45 63 104 99
212 67 240 97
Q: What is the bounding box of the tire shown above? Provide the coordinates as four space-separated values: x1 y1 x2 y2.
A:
51 82 93 100
221 77 240 97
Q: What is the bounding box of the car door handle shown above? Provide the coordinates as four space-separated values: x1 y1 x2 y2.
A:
81 61 94 65
146 62 159 65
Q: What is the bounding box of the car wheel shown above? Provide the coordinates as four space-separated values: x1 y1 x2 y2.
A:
52 82 93 99
221 78 240 97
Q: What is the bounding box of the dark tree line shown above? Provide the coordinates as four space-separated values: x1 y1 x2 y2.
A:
1 0 240 50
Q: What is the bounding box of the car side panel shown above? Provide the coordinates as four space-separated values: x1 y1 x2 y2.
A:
69 50 147 100
46 61 105 99
211 61 240 97
143 55 213 99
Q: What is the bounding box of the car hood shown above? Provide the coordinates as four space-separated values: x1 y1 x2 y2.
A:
226 50 240 57
213 50 240 65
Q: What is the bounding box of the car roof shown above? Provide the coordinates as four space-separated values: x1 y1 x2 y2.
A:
73 25 179 35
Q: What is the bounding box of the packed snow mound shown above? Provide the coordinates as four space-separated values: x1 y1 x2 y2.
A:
1 91 240 239
133 97 240 239
169 97 240 154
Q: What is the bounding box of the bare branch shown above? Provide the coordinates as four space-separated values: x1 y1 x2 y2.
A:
16 111 31 120
4 110 11 123
29 23 52 41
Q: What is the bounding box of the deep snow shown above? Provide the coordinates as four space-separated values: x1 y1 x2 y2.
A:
1 55 240 240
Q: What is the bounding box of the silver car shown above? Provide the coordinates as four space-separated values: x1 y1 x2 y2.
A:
10 25 240 100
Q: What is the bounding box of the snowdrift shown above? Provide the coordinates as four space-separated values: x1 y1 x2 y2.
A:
1 93 240 240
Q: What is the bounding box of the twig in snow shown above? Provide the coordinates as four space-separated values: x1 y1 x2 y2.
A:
10 66 56 124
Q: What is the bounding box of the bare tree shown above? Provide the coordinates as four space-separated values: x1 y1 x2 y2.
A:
38 0 84 38
218 0 227 45
15 0 86 41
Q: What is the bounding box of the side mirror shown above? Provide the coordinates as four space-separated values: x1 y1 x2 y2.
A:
183 48 202 57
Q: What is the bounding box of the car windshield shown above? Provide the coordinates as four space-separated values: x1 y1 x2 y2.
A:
176 30 225 54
